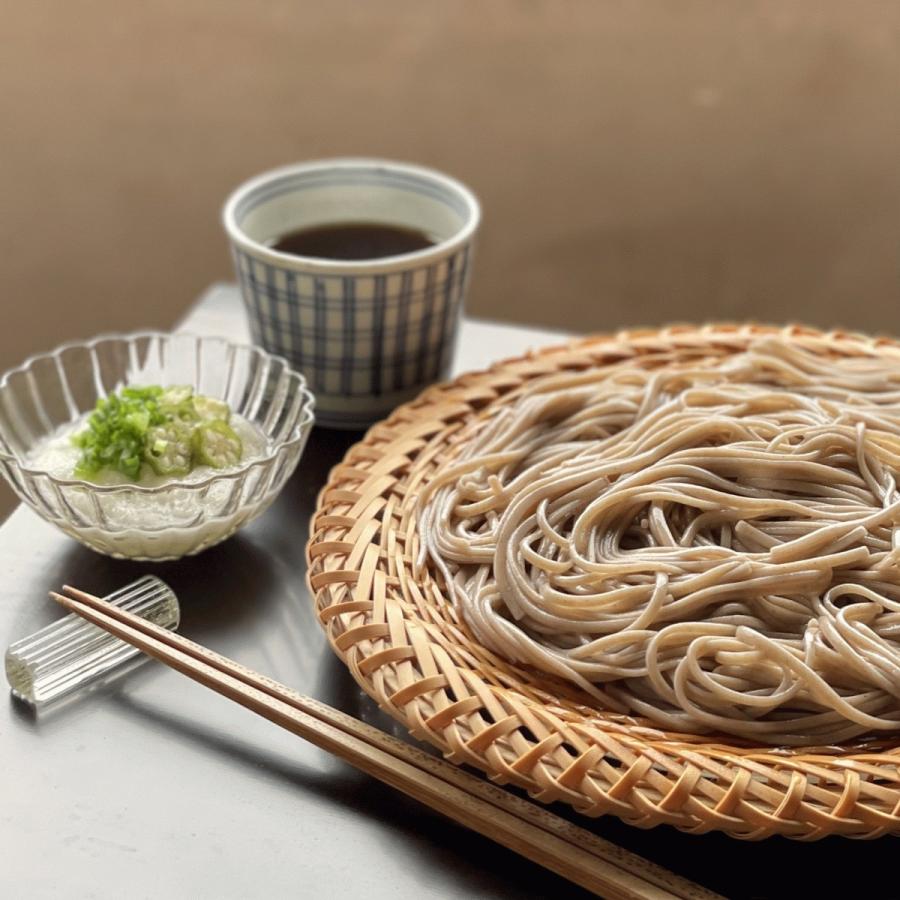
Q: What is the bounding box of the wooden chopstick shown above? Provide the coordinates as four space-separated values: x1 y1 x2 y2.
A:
52 586 721 900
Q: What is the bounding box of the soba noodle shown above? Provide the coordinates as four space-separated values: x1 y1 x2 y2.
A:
416 336 900 745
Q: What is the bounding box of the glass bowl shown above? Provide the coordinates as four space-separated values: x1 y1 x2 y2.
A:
0 332 315 560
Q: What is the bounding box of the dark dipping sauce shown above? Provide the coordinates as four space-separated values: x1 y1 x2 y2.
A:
269 222 436 260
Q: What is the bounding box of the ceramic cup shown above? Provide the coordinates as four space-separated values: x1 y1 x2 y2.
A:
223 158 480 429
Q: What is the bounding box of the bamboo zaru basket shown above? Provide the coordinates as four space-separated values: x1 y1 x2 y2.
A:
307 324 900 840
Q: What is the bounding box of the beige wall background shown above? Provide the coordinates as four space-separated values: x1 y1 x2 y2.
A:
2 1 900 513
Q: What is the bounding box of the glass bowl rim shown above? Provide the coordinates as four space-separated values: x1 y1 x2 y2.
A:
0 330 316 495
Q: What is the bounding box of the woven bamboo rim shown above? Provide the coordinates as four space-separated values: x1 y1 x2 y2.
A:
307 323 900 840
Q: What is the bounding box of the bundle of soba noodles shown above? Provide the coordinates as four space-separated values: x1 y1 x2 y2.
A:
417 336 900 745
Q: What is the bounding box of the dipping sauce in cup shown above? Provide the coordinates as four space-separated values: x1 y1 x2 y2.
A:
223 158 481 429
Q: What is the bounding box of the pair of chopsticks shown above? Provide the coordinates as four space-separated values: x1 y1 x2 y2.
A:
52 586 719 900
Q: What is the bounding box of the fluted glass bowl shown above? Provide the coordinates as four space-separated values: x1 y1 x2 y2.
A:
0 333 315 560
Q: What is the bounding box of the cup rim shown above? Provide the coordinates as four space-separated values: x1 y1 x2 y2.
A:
222 157 481 274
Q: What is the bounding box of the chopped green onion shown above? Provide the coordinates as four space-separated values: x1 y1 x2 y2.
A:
73 384 242 482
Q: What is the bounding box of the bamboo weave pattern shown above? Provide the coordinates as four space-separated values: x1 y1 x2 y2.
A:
308 324 900 839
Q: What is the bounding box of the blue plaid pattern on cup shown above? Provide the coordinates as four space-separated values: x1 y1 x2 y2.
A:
223 159 480 429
